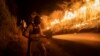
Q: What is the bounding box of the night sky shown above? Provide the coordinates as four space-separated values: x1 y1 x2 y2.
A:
6 0 72 18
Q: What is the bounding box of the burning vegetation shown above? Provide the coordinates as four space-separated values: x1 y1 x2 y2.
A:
41 0 100 34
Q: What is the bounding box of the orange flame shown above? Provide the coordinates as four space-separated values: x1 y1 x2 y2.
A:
41 0 100 33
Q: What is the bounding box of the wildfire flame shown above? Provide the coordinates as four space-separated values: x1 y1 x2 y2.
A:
41 0 100 33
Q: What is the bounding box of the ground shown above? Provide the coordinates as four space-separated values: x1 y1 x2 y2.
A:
29 32 100 56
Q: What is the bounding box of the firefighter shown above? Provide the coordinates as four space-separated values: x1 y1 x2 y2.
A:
24 15 46 56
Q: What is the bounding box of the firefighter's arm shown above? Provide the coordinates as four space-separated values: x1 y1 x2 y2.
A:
39 25 46 37
23 24 33 38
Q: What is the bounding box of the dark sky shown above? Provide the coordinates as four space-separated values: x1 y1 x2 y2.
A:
15 0 66 15
6 0 73 24
16 0 70 11
6 0 72 17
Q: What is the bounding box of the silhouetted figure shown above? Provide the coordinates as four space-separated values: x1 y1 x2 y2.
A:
23 15 46 56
